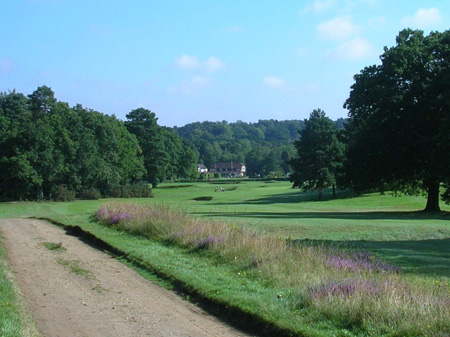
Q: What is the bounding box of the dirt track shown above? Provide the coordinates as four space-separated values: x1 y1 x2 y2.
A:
0 219 252 337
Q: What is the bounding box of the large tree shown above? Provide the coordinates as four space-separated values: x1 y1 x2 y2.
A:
125 108 170 187
344 29 450 212
290 109 344 200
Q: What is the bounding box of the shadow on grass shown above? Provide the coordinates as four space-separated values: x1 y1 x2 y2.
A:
295 238 450 278
227 189 357 204
194 210 450 221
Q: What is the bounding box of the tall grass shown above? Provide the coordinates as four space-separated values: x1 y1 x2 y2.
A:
96 202 450 336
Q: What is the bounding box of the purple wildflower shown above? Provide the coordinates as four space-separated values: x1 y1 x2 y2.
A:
195 235 224 249
309 278 387 299
110 212 131 225
326 251 401 273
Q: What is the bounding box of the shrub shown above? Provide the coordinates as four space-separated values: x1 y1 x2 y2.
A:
51 185 75 201
107 183 153 198
79 187 101 200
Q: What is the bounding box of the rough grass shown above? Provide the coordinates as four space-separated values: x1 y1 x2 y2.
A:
95 202 450 336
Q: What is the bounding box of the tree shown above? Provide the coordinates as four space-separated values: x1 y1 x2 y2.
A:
344 29 450 212
125 108 168 187
28 85 56 119
290 109 344 200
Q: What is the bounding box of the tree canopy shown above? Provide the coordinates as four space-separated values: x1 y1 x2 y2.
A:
173 119 307 177
0 87 148 200
290 109 344 200
344 29 450 212
125 108 198 187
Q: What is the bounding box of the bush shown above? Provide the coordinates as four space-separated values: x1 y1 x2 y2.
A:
107 182 153 198
80 187 101 200
51 185 75 201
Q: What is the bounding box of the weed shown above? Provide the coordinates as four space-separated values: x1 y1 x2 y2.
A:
42 242 65 252
57 259 91 278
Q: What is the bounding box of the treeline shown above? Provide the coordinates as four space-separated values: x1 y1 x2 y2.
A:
0 86 197 201
173 119 345 177
289 29 450 212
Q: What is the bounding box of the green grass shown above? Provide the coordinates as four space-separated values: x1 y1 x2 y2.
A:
0 181 449 277
0 181 449 336
56 259 91 278
42 242 65 251
0 233 41 337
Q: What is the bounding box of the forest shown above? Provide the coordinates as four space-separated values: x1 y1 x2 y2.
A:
0 86 198 201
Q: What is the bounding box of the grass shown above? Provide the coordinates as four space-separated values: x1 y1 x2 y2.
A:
0 233 41 337
42 242 65 251
0 180 449 336
94 202 450 336
56 259 91 278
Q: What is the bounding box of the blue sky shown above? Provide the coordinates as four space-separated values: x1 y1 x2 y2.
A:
1 1 449 127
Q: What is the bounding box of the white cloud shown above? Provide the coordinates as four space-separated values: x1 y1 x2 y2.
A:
205 57 225 72
303 0 336 13
263 76 287 88
175 54 200 69
328 38 377 60
317 16 359 41
402 8 443 29
0 57 13 74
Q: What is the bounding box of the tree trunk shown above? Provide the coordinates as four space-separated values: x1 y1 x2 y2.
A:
318 188 323 201
424 180 441 212
332 184 336 199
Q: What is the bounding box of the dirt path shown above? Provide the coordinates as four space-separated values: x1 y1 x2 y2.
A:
0 219 252 337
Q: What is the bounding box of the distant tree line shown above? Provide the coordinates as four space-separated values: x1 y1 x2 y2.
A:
0 86 197 201
173 119 340 177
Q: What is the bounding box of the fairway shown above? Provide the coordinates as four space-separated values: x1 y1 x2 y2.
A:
152 181 450 240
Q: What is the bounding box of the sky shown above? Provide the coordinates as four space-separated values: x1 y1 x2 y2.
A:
1 1 449 127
